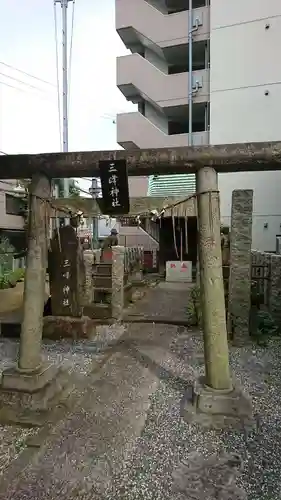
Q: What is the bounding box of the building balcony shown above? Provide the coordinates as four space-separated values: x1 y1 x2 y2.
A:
117 111 209 149
116 0 209 51
117 54 209 109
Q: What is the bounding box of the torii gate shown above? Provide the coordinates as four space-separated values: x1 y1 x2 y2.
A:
0 141 280 424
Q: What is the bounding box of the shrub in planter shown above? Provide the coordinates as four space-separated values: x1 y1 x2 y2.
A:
0 274 11 289
11 268 25 283
0 268 25 290
251 280 263 308
187 285 202 326
252 310 279 346
7 277 17 288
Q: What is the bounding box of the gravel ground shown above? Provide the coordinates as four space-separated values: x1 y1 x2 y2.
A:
0 323 126 376
0 323 126 476
1 326 281 499
1 281 281 499
104 331 281 500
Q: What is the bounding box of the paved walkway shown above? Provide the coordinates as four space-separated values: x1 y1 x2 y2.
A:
125 281 192 322
0 282 281 499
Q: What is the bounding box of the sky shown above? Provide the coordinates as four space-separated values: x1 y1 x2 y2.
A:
0 0 136 192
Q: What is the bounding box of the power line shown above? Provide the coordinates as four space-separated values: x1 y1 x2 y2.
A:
0 79 56 103
0 80 27 94
0 61 56 87
0 71 55 94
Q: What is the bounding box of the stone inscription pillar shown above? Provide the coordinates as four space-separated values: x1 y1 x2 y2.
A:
49 225 84 318
228 190 253 345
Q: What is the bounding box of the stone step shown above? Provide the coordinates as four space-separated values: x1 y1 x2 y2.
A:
92 276 112 288
93 264 112 276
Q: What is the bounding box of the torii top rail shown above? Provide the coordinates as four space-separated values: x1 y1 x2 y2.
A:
0 141 281 179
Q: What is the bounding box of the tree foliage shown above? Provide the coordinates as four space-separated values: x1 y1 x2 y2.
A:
53 178 80 198
16 179 80 198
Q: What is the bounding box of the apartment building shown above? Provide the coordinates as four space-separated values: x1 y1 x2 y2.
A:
0 181 26 267
116 0 281 252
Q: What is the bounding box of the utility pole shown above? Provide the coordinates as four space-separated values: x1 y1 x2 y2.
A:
89 178 100 248
55 0 73 225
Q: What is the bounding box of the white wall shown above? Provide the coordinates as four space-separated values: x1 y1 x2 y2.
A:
210 0 281 29
210 0 281 251
219 172 281 252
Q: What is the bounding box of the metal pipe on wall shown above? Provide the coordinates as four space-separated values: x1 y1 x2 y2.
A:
89 178 100 248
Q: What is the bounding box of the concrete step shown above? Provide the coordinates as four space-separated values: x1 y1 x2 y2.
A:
84 303 112 319
93 287 112 293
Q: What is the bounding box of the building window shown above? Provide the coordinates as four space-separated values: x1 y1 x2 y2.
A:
5 194 25 216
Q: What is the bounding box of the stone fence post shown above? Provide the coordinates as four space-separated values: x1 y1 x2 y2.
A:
269 254 281 328
112 246 125 320
83 250 94 306
131 247 144 284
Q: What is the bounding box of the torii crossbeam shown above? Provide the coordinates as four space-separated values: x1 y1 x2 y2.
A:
0 141 281 178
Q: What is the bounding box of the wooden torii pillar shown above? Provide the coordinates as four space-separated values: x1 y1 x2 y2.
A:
0 141 280 422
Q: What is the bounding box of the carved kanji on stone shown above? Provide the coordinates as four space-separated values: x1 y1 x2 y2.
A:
49 225 85 317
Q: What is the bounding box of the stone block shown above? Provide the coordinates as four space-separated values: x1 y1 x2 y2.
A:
43 315 93 340
228 189 253 344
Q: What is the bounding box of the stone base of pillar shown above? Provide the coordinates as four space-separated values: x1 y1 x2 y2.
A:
2 363 58 393
182 377 255 429
130 288 146 303
0 363 70 426
43 315 93 340
131 270 145 284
